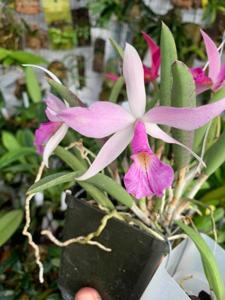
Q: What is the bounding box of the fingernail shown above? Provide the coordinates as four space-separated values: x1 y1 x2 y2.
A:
75 287 102 300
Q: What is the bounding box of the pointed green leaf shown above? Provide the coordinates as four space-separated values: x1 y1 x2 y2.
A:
2 131 21 151
177 221 225 300
0 210 23 246
109 38 124 59
109 76 124 103
48 79 84 107
54 146 134 208
25 67 42 103
171 60 196 169
0 148 36 169
159 23 177 107
204 130 225 176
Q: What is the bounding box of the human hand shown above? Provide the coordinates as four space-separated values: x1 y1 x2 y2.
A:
74 287 102 300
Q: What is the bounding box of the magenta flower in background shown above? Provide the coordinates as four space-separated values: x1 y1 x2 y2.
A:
190 67 212 95
142 32 160 82
105 32 160 83
124 121 173 198
191 30 225 94
34 94 68 167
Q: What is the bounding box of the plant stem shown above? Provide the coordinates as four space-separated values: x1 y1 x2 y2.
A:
187 174 208 199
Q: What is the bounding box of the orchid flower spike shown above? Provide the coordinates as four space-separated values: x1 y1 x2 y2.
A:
191 30 225 94
142 32 160 82
34 94 68 167
54 44 225 191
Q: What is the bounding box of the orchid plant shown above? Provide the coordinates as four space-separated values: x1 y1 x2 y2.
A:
24 23 225 298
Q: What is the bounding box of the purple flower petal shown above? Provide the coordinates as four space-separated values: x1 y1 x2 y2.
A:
123 43 146 118
34 121 61 154
142 32 160 81
124 121 173 199
145 97 225 131
58 101 134 138
190 67 212 94
77 126 133 180
201 30 220 83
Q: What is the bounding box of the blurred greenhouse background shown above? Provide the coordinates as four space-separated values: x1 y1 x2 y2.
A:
0 0 225 299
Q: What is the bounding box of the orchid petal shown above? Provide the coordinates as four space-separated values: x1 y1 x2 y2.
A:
142 32 160 79
45 94 66 122
201 30 220 83
77 126 133 180
34 121 61 154
22 64 62 84
105 73 119 81
58 101 134 138
123 43 146 118
213 61 225 91
124 152 174 199
145 98 225 131
190 67 212 95
145 122 205 166
43 124 68 167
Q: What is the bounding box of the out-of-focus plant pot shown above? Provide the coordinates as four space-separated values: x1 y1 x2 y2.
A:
58 197 167 300
15 0 40 14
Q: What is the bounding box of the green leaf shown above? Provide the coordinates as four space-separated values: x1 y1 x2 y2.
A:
195 208 224 232
9 50 47 64
48 79 83 107
25 67 42 103
2 131 21 151
109 38 124 59
210 86 225 102
54 146 134 208
109 76 124 103
171 61 196 169
200 185 225 204
177 221 225 300
0 48 10 60
28 172 77 194
204 130 225 176
159 23 177 107
0 148 36 169
28 171 114 210
0 210 23 246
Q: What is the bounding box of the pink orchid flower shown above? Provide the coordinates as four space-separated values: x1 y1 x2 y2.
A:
34 94 68 167
191 30 225 94
55 43 225 192
105 32 160 83
142 31 160 82
124 121 174 198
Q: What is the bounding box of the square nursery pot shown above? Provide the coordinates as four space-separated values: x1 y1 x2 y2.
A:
58 197 168 300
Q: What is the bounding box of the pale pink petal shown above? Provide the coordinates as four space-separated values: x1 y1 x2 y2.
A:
201 30 220 83
190 67 212 94
45 93 67 122
124 152 174 199
58 101 134 138
142 32 160 80
43 124 68 167
144 122 205 166
123 43 146 118
105 73 119 81
213 61 225 91
34 122 61 154
145 98 225 131
77 126 133 180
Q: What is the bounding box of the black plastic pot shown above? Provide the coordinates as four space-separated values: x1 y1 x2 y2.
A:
58 197 167 300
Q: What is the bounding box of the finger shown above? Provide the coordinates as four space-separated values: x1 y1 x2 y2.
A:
74 287 102 300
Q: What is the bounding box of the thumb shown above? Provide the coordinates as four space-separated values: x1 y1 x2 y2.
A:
75 287 102 300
